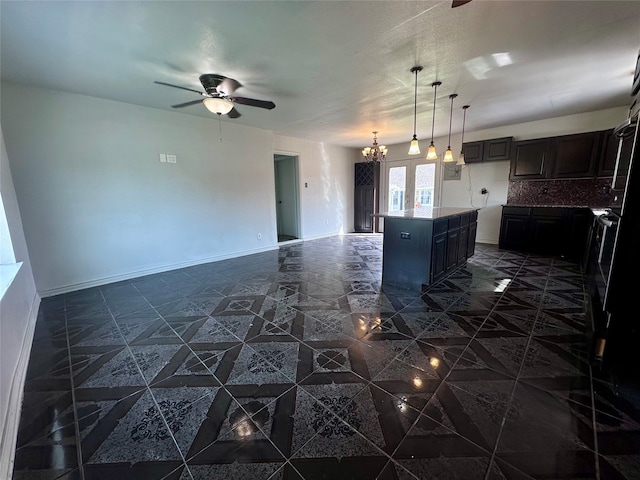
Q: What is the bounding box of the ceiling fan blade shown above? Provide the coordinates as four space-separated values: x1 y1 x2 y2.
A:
154 81 204 95
452 0 472 7
227 108 241 119
218 77 242 95
171 99 203 109
230 96 276 110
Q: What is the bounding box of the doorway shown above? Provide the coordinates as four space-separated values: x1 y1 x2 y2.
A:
274 154 301 242
383 158 441 212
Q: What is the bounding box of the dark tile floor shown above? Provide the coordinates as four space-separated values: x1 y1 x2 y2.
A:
12 235 640 479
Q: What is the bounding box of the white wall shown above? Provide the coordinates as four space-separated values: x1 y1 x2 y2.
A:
379 106 629 244
1 83 354 295
274 135 354 238
0 126 39 477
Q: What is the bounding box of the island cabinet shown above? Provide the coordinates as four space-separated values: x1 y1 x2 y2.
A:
377 208 478 291
499 206 590 262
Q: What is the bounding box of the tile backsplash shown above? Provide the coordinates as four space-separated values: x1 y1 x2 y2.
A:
507 178 616 207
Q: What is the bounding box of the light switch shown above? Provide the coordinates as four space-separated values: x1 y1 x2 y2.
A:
159 153 167 163
167 154 177 163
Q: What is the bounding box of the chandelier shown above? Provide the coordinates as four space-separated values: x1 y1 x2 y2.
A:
362 131 387 162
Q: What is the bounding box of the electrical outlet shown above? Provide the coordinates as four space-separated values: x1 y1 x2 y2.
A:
257 233 262 240
167 154 177 163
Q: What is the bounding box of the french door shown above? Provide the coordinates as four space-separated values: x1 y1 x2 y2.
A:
383 158 441 213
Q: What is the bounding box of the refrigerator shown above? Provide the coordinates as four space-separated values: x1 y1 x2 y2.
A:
598 48 640 375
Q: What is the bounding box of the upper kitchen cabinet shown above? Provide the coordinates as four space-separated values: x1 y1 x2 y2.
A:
510 138 550 180
462 137 512 164
549 131 602 178
461 141 483 164
510 130 605 180
598 128 634 177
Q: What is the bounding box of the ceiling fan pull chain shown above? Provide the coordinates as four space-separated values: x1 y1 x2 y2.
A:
218 113 223 142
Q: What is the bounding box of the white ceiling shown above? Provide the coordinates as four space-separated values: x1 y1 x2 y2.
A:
1 1 639 148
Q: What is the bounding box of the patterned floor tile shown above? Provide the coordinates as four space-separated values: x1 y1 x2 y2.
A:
14 238 639 480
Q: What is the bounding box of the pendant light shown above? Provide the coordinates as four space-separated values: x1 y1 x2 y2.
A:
426 81 442 160
457 105 470 166
408 66 423 155
443 94 458 163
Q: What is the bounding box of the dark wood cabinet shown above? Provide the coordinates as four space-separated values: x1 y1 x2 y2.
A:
510 139 550 180
499 207 531 250
598 128 634 177
446 215 461 271
432 232 447 280
529 208 565 254
381 210 478 290
550 132 601 178
354 162 380 233
467 215 478 258
462 137 512 164
484 137 513 162
510 130 611 180
457 222 469 265
462 141 483 164
499 206 590 262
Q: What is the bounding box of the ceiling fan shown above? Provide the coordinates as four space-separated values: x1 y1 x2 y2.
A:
154 74 276 118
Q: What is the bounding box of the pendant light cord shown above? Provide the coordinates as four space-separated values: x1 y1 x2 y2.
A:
461 106 467 145
431 82 439 143
448 95 454 148
413 69 418 137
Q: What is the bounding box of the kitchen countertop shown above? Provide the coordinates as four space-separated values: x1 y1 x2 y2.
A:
503 204 614 208
375 207 478 221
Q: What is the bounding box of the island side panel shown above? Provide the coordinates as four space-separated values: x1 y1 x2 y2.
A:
381 217 434 291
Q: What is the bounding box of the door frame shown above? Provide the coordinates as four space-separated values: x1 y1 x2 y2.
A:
273 151 302 242
381 157 443 217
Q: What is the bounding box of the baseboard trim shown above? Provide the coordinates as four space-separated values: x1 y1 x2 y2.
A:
39 233 368 298
39 244 280 297
0 291 40 479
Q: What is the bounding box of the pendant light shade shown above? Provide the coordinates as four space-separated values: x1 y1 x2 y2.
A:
443 94 457 163
426 81 442 160
457 105 470 166
408 66 423 155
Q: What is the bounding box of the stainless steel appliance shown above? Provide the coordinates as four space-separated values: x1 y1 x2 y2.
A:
592 48 640 369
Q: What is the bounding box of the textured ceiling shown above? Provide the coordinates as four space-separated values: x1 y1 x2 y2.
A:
1 1 639 148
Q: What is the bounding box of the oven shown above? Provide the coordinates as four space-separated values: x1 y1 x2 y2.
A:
588 209 619 306
586 207 620 361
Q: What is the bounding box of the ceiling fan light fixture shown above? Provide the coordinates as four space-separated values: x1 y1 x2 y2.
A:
408 66 423 155
443 93 457 163
203 97 234 115
427 81 442 160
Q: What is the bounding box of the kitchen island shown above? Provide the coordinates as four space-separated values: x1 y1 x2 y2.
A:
375 207 479 291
